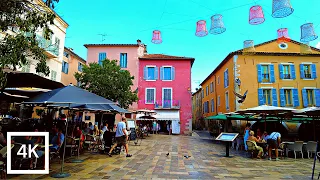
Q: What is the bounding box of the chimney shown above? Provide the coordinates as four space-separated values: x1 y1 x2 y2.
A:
144 44 148 54
137 39 141 45
69 48 73 51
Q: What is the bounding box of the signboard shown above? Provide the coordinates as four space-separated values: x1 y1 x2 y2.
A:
127 120 135 129
216 133 239 142
129 128 136 140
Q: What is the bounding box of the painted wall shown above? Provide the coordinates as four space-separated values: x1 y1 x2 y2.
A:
138 60 192 134
86 46 140 111
60 50 86 86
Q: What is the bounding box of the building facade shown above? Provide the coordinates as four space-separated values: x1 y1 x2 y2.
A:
136 54 194 135
84 40 147 112
198 39 320 132
61 47 86 86
20 0 69 83
192 88 205 129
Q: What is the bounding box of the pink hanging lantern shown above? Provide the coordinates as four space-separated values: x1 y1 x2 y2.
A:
277 28 290 43
151 30 162 44
249 5 265 25
195 20 208 37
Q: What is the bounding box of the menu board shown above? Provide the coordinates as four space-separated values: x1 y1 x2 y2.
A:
216 133 239 142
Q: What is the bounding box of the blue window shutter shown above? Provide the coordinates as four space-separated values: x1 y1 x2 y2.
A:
211 99 214 112
120 53 123 67
315 89 320 107
160 67 164 80
257 64 262 82
302 89 308 107
292 88 299 107
300 64 305 79
270 64 275 83
155 67 159 80
124 54 127 68
258 88 264 105
279 64 284 79
311 64 317 79
279 89 285 107
272 88 278 106
290 64 296 79
171 67 175 80
143 67 148 79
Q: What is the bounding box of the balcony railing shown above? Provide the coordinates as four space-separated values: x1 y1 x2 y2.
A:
305 73 312 79
155 100 180 109
36 35 59 57
283 74 291 79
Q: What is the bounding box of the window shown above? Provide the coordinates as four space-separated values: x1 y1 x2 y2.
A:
279 64 296 80
162 88 172 108
225 91 229 110
201 89 204 98
63 51 69 58
98 52 107 65
300 64 317 79
62 61 69 74
218 96 220 106
211 99 214 112
210 82 214 93
21 61 30 73
206 86 209 96
144 66 158 80
224 69 229 88
258 88 278 106
217 76 220 85
279 88 299 107
78 62 83 72
283 65 290 79
145 88 156 104
257 64 275 83
120 53 127 68
54 37 60 56
50 70 57 81
160 66 175 80
203 101 209 113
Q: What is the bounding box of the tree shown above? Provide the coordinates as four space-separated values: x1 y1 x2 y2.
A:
0 0 59 90
75 59 138 109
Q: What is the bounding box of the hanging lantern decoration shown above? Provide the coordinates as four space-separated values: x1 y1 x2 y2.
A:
300 23 318 43
210 14 226 35
195 20 208 37
243 40 256 55
277 28 290 43
300 42 312 55
151 30 162 44
272 0 294 18
249 5 265 25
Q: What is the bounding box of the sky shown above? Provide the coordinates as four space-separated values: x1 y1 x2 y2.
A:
54 0 320 92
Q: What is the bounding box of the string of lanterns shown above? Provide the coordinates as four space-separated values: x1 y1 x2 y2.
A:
151 0 318 48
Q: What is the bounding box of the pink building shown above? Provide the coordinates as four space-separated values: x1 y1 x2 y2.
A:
84 40 147 112
136 54 195 135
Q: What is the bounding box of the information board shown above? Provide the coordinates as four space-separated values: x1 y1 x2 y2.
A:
127 120 135 129
216 133 239 142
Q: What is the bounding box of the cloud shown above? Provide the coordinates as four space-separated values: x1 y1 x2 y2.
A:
317 42 320 49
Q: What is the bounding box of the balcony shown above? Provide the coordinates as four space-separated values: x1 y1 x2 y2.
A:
155 100 180 109
36 35 59 58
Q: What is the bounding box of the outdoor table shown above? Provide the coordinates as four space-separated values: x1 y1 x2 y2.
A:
37 144 53 149
282 142 307 157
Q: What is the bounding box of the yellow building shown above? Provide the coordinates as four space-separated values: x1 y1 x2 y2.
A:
61 47 86 86
198 39 320 132
192 88 205 129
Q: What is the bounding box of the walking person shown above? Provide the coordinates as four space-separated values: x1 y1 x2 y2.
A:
266 131 281 161
244 123 251 151
107 117 132 157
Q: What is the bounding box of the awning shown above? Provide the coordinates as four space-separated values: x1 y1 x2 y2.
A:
136 110 180 121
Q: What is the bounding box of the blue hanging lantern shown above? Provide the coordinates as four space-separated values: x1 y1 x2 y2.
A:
300 23 318 42
272 0 294 18
209 14 226 35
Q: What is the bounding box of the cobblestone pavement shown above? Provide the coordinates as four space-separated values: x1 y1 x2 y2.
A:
10 134 315 179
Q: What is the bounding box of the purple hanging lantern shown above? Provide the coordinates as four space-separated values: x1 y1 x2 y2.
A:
272 0 294 18
210 14 226 35
151 30 162 44
249 5 265 25
277 28 290 43
300 23 318 42
195 20 208 37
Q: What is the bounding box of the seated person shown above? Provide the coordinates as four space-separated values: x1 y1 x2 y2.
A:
50 128 65 152
73 126 84 149
248 130 264 159
0 126 7 146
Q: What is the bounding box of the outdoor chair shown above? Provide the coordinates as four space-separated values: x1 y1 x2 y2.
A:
65 137 79 156
271 143 285 159
236 137 244 151
287 141 304 159
246 140 259 158
12 143 33 170
306 141 317 159
0 145 11 179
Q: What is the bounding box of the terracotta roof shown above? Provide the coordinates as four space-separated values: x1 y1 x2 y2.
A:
139 54 195 66
200 38 320 86
64 47 86 63
84 44 139 48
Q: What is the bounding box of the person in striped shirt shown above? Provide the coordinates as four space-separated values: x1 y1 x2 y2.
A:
266 132 281 161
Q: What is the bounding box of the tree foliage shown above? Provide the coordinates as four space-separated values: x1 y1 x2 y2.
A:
0 0 59 90
75 59 138 109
